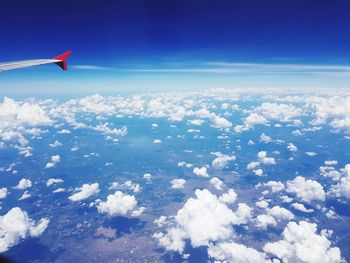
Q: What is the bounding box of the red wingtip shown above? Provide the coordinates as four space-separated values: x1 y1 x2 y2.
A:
53 50 72 71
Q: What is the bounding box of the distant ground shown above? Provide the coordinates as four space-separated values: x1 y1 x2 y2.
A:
0 88 349 262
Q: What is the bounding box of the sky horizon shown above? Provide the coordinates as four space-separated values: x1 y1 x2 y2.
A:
1 0 350 96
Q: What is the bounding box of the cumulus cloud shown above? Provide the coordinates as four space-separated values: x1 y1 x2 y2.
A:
210 177 224 190
46 178 64 187
0 188 8 199
287 143 298 152
45 155 61 169
154 189 250 254
153 139 162 144
286 176 325 203
212 154 236 169
291 202 314 213
193 167 209 177
68 183 100 202
171 179 186 189
329 164 350 199
263 221 342 263
96 191 143 217
0 207 49 253
208 242 268 263
14 179 32 190
218 189 238 204
257 151 276 165
255 214 277 229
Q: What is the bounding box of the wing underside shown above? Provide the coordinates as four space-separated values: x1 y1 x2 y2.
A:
0 51 72 72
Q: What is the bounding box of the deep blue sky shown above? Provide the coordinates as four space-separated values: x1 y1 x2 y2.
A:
1 0 350 96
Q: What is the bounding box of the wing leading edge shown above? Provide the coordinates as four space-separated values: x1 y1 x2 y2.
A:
0 50 72 72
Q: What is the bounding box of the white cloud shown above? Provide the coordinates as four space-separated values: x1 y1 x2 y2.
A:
258 151 276 165
263 181 285 193
218 189 237 204
0 207 49 253
46 178 64 187
291 202 314 213
212 154 236 169
267 206 294 221
45 155 61 169
287 143 298 152
255 214 277 229
0 188 7 199
19 191 31 200
154 189 249 254
306 151 317 157
329 164 350 199
143 173 152 181
153 139 162 144
193 167 209 177
14 179 32 190
188 119 204 126
286 176 325 203
325 160 338 166
96 191 142 217
263 221 342 263
57 129 71 134
253 169 264 176
171 179 186 189
210 177 224 190
68 183 100 202
208 242 268 263
247 161 260 170
260 133 272 143
210 115 232 129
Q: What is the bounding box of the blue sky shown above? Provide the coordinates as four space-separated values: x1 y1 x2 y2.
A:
1 0 350 96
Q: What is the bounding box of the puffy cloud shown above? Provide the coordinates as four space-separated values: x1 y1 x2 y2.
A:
14 179 32 190
258 151 276 165
306 151 317 157
263 181 285 193
267 206 294 221
286 176 325 203
109 180 141 193
210 115 232 129
329 164 350 199
45 155 61 169
19 191 31 200
208 242 268 263
96 191 143 217
219 189 238 204
255 214 277 229
260 133 272 143
46 178 64 187
188 119 204 126
287 143 298 152
212 154 236 169
291 202 314 213
57 129 71 134
253 169 264 176
68 183 100 202
247 161 260 170
154 189 249 254
263 221 342 263
193 167 209 177
325 160 338 166
171 179 186 189
153 139 162 144
0 207 49 253
0 188 8 199
210 177 224 190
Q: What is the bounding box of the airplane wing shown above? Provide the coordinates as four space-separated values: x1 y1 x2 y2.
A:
0 50 72 72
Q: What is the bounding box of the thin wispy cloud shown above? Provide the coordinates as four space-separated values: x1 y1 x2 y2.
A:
125 62 350 77
72 65 110 70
